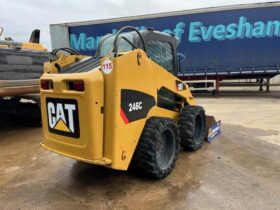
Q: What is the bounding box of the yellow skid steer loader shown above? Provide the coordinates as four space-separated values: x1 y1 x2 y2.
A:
40 26 209 178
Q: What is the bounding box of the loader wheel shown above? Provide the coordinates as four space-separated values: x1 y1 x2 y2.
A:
133 117 180 178
178 106 206 151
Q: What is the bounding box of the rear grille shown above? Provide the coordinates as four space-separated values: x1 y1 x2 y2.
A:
59 57 101 74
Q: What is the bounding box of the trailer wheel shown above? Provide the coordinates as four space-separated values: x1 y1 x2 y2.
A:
133 117 180 178
178 106 206 151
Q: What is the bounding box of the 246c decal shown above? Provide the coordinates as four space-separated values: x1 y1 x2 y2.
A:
46 98 80 138
129 102 143 112
120 89 156 124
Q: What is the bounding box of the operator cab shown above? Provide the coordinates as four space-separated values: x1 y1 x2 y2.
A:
96 28 179 76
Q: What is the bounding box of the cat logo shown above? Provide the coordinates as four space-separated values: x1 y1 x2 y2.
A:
176 80 186 91
46 98 80 138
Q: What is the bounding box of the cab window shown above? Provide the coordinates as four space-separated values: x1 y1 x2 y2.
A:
147 40 175 73
100 33 134 57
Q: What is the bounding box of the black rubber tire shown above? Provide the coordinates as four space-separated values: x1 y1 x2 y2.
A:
178 105 206 151
132 117 180 178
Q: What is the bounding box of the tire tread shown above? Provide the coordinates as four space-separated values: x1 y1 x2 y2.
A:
132 117 180 178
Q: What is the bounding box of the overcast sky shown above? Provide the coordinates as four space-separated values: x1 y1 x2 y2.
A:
1 0 279 49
